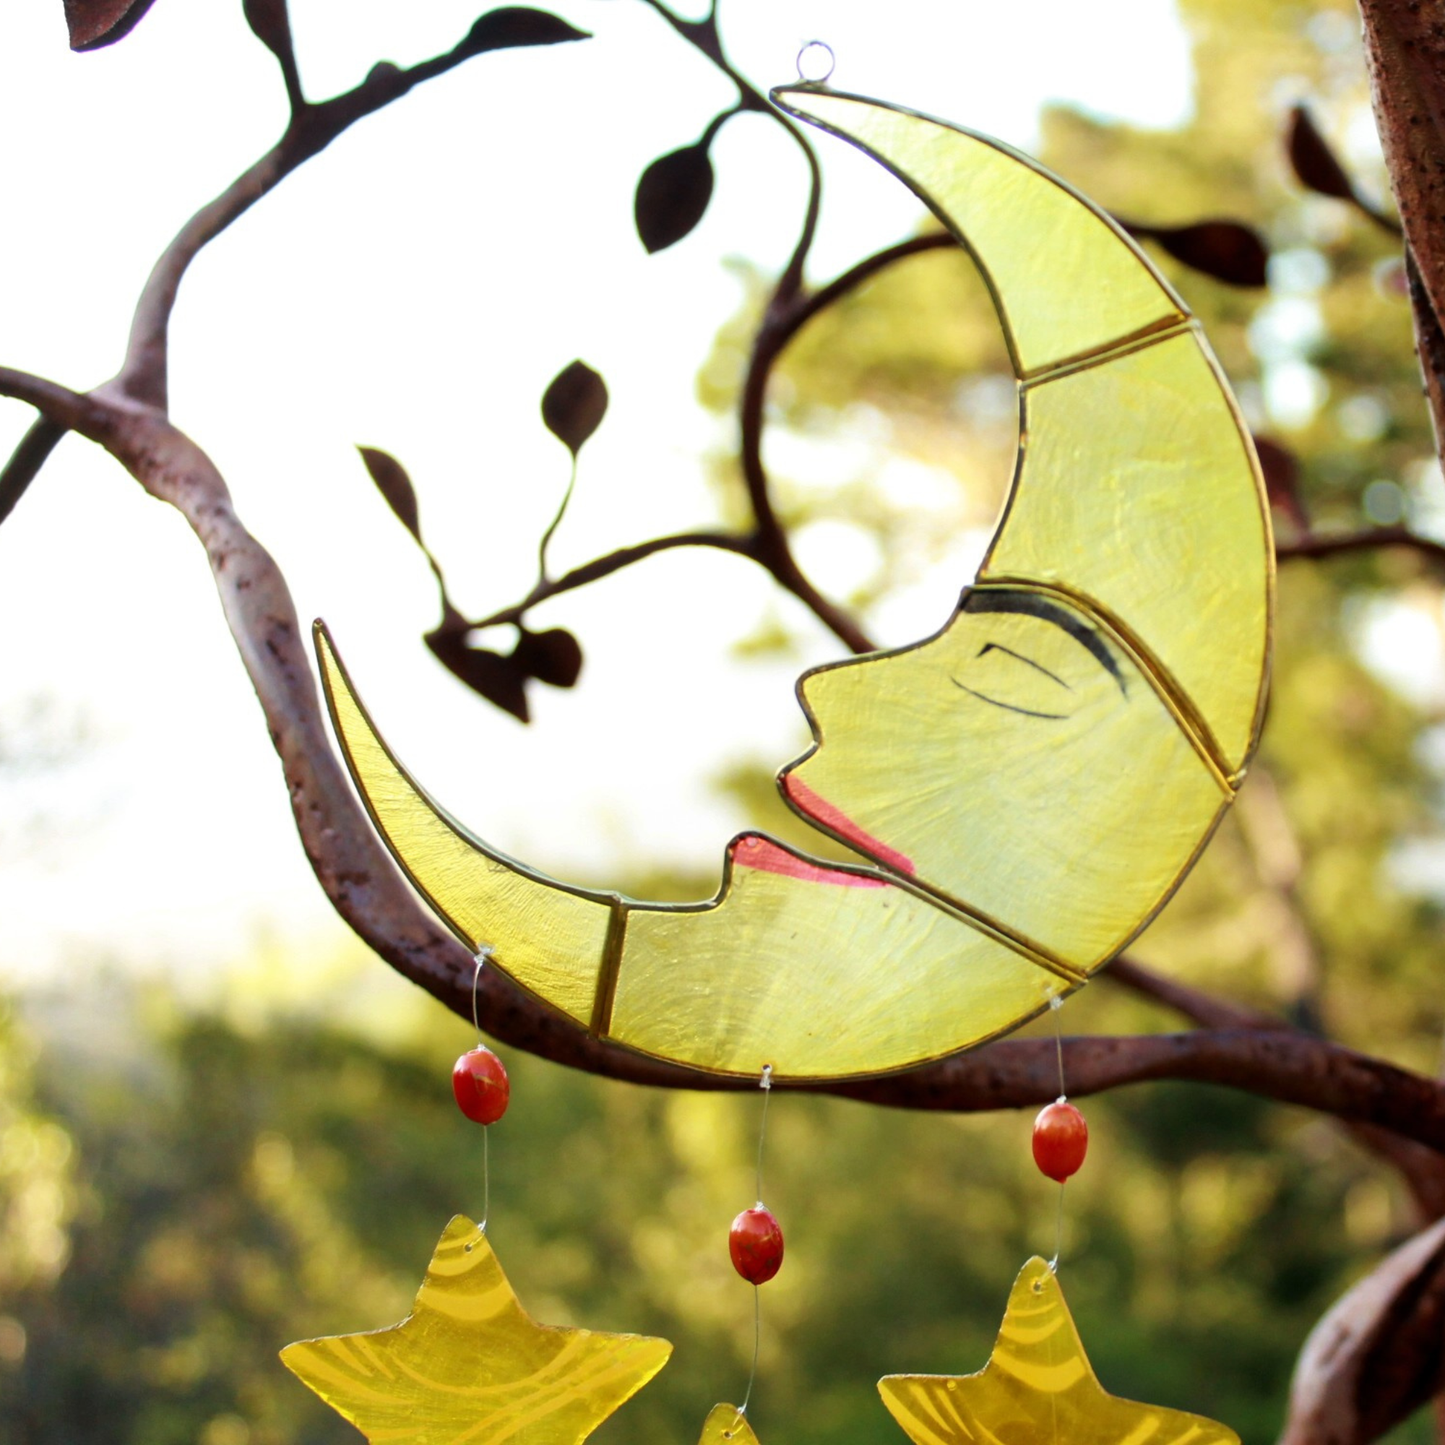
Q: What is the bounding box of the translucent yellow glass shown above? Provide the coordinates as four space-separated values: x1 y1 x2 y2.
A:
784 594 1229 973
312 85 1271 1082
280 1215 672 1445
775 87 1270 778
984 333 1270 773
772 88 1185 376
615 835 1066 1077
698 1404 760 1445
318 628 609 1026
879 1257 1239 1445
318 625 1069 1077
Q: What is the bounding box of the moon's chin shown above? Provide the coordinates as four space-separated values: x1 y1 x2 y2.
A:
782 771 915 876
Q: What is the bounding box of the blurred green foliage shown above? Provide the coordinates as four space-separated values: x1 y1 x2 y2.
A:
5 0 1445 1440
0 963 1419 1445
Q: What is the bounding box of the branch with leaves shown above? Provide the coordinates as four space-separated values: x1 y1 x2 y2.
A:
348 12 1445 720
8 7 1445 1438
0 0 1437 1129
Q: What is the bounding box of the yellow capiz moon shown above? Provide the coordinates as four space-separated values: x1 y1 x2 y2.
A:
313 86 1272 1081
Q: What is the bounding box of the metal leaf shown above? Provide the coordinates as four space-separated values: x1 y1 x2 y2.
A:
1288 106 1357 201
1125 219 1268 288
62 0 156 50
242 0 294 66
358 447 423 543
541 361 608 456
425 621 530 723
461 6 589 56
242 0 302 104
1282 1216 1445 1445
513 628 583 688
635 142 716 254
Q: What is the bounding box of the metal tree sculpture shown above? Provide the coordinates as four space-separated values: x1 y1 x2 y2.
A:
5 2 1445 1439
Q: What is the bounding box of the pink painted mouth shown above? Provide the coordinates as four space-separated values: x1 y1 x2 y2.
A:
730 834 886 888
782 773 915 876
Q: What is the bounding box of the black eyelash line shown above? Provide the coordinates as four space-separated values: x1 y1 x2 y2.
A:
951 679 1070 720
975 643 1073 690
962 589 1129 697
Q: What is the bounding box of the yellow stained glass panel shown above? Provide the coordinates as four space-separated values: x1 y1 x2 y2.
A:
311 85 1272 1082
613 835 1066 1077
319 626 1070 1080
784 593 1229 973
281 1216 672 1444
317 625 609 1026
879 1257 1238 1445
773 88 1185 376
984 331 1270 773
697 1405 760 1445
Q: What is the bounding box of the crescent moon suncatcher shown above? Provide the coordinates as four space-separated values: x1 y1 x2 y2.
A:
314 85 1273 1082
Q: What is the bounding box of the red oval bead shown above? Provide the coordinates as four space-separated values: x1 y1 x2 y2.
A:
729 1206 784 1285
1032 1100 1088 1182
452 1047 510 1125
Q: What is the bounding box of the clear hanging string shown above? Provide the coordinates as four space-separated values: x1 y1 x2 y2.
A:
471 945 493 1044
739 1064 773 1418
474 947 494 1237
754 1064 773 1207
1049 997 1066 1273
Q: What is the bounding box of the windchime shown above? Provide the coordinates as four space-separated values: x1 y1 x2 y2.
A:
283 64 1271 1445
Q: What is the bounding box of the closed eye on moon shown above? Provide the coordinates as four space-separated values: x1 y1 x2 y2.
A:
976 643 1072 690
950 677 1070 721
961 588 1129 698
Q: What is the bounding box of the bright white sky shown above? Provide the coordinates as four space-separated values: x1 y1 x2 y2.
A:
0 0 1195 982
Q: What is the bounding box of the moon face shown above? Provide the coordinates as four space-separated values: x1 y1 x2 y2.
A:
781 588 1230 975
314 88 1272 1082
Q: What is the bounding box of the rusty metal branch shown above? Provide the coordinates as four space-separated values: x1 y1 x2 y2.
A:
5 0 1445 1245
1279 525 1445 570
634 0 820 301
626 0 861 650
789 232 959 337
0 368 105 430
469 529 759 630
1359 0 1445 459
1110 955 1445 1221
0 417 67 528
826 1032 1445 1152
8 331 1445 1243
1107 953 1283 1031
115 17 587 411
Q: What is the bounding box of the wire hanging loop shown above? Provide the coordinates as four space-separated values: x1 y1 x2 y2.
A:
1050 994 1066 1103
755 1064 773 1205
1049 1179 1067 1275
739 1286 761 1416
740 1064 774 1419
471 945 494 1046
795 39 835 85
475 946 496 1238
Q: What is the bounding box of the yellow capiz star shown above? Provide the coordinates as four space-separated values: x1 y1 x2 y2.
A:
879 1257 1239 1445
280 1215 672 1445
696 1403 760 1445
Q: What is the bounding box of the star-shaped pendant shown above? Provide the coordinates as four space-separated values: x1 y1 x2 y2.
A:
696 1403 760 1445
879 1257 1238 1445
281 1215 672 1445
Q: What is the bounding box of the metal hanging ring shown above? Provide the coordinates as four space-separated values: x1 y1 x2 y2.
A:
795 40 836 85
